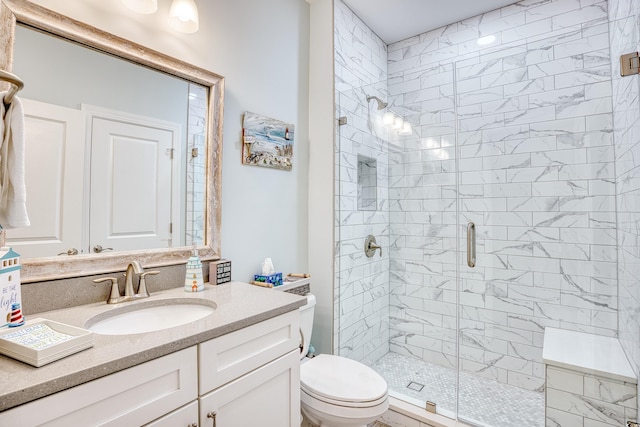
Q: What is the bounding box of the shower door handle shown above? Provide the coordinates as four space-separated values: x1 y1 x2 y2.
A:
467 222 476 268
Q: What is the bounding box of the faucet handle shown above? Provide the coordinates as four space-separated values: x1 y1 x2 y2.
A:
93 277 121 304
137 270 160 298
364 235 383 258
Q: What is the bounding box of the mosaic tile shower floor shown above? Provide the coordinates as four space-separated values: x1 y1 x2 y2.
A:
371 352 544 427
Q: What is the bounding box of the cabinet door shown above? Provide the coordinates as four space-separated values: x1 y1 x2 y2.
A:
199 349 300 427
144 400 198 427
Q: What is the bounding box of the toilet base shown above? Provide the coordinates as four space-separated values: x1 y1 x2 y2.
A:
300 394 387 427
301 406 368 427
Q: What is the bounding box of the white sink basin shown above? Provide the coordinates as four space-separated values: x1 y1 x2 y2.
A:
86 299 216 335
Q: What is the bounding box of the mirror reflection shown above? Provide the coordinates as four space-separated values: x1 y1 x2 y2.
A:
8 24 207 259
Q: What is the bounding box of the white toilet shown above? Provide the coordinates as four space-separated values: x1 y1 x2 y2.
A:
299 294 389 427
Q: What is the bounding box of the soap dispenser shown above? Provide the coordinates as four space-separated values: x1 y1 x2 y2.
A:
184 248 204 292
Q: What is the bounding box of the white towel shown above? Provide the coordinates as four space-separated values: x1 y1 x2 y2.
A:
0 94 30 229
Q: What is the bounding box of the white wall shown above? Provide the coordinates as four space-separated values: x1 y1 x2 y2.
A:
27 0 311 282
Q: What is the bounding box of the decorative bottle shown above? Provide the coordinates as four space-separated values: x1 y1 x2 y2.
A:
184 249 204 292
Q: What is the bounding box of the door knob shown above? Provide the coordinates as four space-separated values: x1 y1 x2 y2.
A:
58 248 78 256
93 245 113 253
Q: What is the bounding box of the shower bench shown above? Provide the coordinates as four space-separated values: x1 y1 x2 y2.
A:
543 327 637 427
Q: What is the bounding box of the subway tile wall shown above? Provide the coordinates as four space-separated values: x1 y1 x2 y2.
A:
334 0 391 365
387 0 615 392
546 366 637 426
186 83 207 247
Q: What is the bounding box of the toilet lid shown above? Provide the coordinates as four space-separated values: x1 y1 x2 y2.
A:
300 354 388 404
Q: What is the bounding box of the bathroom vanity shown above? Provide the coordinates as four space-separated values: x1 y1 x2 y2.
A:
0 282 305 426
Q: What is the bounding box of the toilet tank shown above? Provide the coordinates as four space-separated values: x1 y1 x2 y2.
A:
299 293 316 359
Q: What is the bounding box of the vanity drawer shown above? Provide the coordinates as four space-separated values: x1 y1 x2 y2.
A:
0 346 198 427
198 310 299 394
144 400 198 427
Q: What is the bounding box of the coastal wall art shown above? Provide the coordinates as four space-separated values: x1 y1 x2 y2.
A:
242 112 294 171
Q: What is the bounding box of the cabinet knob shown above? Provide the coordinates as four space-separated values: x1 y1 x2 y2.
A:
187 423 198 427
207 411 217 427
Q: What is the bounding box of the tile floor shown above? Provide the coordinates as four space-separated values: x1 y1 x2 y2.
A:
371 352 544 427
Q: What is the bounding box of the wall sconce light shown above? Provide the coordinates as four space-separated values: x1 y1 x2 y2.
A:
383 111 395 127
393 116 404 130
477 34 496 46
398 122 413 136
122 0 199 33
381 107 413 137
169 0 200 33
122 0 158 14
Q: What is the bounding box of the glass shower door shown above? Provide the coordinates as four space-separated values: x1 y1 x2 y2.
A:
335 67 461 417
335 81 393 375
384 62 461 417
453 52 548 426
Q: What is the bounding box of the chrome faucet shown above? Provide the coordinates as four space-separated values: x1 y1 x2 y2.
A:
93 261 160 304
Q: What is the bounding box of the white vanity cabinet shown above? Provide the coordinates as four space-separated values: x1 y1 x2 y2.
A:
0 346 198 426
0 309 301 427
198 310 301 427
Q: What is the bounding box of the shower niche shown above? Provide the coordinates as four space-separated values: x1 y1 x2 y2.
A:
357 155 377 211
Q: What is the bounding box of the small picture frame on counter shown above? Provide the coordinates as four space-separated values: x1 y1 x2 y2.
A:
210 260 231 285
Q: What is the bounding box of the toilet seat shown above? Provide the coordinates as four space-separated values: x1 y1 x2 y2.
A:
300 354 388 408
301 387 388 408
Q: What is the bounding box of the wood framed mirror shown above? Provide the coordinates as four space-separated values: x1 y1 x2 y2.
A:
0 0 223 282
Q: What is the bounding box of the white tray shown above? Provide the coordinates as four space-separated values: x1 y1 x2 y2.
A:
0 318 93 367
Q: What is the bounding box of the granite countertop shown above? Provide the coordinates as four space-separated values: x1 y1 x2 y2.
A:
0 281 306 412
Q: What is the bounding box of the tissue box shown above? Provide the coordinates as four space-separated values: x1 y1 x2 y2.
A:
253 272 283 287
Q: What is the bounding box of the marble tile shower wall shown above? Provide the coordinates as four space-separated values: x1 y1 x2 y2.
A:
387 0 616 391
334 0 391 365
334 0 387 92
609 0 640 410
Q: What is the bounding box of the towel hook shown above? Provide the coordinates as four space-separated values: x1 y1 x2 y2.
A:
0 70 24 110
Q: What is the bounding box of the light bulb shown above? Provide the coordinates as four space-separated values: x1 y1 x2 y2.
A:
122 0 157 14
393 116 404 130
169 0 200 33
399 122 413 135
477 35 496 46
382 111 394 127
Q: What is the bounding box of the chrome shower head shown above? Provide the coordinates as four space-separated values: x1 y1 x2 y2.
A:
366 95 388 110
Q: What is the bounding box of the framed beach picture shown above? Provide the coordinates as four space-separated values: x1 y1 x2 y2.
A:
242 112 294 171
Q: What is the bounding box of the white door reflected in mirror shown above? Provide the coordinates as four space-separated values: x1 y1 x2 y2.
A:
7 99 85 258
89 108 180 253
